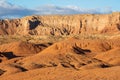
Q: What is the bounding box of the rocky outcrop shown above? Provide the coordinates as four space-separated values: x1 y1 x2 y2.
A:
0 12 120 35
0 19 19 35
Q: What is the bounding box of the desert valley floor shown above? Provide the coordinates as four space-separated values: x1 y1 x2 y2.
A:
0 34 120 80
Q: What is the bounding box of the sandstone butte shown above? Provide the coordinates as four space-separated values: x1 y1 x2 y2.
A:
0 12 120 80
0 12 120 35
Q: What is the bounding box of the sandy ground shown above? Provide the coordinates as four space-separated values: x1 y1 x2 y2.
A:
0 35 120 80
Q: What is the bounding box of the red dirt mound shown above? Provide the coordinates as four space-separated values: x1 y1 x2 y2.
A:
0 41 49 57
18 38 112 70
95 48 120 66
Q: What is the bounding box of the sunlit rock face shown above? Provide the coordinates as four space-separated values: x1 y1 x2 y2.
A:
0 12 120 35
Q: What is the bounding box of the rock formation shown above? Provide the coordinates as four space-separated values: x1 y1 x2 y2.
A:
0 12 120 35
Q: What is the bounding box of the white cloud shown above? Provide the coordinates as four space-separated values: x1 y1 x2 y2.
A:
0 0 36 18
35 5 112 15
0 0 112 19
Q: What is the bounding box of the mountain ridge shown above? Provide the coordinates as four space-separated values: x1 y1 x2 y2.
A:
0 12 120 35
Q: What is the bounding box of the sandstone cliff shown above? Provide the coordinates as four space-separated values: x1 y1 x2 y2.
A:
0 12 120 35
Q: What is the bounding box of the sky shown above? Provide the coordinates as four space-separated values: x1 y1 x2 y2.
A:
0 0 120 18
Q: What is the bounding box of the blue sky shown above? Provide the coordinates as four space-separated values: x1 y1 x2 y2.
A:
0 0 120 18
7 0 120 11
